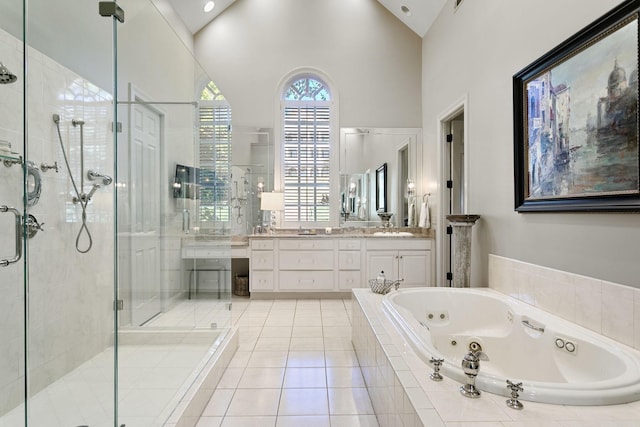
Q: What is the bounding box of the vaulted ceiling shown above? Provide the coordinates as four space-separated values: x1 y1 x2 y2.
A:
166 0 448 37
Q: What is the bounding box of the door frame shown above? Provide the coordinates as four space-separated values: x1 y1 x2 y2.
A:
436 95 468 287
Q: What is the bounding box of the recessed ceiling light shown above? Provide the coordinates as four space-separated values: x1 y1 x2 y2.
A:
400 5 412 17
204 1 215 13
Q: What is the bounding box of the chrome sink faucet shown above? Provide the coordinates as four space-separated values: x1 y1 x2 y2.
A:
459 350 489 398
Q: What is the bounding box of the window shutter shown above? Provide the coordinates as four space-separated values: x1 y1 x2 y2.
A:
283 103 331 222
198 101 231 223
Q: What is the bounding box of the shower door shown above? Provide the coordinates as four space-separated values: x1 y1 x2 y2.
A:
0 0 119 426
0 0 27 424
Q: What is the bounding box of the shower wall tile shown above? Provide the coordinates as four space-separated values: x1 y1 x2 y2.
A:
489 254 639 351
0 26 114 416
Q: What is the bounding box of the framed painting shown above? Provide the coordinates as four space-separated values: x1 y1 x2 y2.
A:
513 0 640 212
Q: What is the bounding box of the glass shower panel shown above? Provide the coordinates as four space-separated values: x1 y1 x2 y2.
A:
114 1 231 425
0 2 26 424
24 0 116 426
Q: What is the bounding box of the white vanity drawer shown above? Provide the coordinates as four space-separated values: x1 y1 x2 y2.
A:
279 239 333 251
279 270 334 290
339 239 361 250
251 239 274 250
251 271 274 291
339 251 361 270
279 251 333 270
366 238 430 251
251 251 274 270
339 270 362 289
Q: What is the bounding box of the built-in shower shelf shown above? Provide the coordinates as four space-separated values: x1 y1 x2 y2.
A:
1 152 22 167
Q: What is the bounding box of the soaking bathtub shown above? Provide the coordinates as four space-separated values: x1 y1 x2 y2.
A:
382 287 640 405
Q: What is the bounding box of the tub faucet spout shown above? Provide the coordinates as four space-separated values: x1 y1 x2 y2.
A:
460 350 489 398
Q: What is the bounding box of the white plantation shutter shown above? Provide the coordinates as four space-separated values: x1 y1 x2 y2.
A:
282 76 332 223
198 101 231 223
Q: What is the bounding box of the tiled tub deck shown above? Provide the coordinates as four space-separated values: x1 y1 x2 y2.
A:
352 286 640 427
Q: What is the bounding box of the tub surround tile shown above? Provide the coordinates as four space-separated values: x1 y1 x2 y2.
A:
601 281 635 347
574 276 602 334
488 255 640 352
425 388 511 422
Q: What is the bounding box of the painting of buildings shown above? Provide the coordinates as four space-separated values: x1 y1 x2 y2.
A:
525 18 639 200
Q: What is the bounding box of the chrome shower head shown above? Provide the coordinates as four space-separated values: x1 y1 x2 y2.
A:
0 62 17 84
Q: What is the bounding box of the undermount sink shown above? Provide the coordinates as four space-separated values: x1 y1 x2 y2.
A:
373 231 413 237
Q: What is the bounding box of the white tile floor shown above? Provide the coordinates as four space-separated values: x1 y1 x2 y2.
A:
196 297 379 427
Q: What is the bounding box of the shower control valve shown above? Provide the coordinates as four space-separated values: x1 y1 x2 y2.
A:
25 214 44 239
40 161 59 173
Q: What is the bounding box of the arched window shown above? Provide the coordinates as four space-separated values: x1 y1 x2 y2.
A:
198 81 231 223
281 75 333 223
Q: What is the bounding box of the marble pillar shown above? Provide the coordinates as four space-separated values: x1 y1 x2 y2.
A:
446 214 480 288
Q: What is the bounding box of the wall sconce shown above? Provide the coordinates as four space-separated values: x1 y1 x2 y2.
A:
407 179 416 198
257 177 264 197
349 181 357 197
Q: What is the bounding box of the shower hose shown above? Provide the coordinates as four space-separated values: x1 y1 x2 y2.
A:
53 115 93 253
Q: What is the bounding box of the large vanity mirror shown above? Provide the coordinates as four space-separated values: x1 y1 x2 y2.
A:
230 126 274 234
339 128 422 227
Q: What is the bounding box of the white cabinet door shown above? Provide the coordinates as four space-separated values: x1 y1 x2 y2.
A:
399 250 430 286
366 251 399 282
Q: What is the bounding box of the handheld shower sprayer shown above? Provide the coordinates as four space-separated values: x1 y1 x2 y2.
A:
87 170 113 185
52 113 109 254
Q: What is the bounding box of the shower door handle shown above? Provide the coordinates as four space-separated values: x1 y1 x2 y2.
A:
0 206 22 267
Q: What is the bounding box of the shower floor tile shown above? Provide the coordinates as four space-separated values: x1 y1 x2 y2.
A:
0 297 229 427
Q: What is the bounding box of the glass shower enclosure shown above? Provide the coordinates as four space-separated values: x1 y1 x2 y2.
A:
0 1 232 426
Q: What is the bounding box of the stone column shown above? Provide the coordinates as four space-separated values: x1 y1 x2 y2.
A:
445 214 480 288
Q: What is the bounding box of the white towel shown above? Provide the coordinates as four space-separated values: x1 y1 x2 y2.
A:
408 201 416 227
419 201 430 228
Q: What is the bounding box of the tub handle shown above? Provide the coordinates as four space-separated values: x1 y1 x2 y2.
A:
521 319 544 333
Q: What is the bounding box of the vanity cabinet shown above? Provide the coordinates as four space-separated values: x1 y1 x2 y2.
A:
338 239 363 290
278 239 334 291
365 239 431 287
250 239 275 291
248 235 432 296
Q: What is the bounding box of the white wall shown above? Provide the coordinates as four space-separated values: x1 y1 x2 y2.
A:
422 0 640 288
194 0 422 129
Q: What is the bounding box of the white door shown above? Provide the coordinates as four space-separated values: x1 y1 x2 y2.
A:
130 102 161 326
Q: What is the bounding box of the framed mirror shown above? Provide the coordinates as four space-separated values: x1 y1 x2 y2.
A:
376 163 387 212
339 128 422 226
